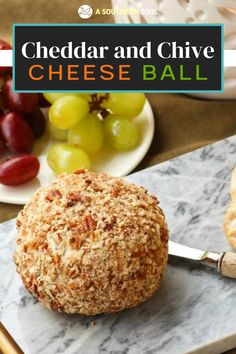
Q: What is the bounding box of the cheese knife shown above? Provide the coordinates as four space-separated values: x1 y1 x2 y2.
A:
169 240 236 279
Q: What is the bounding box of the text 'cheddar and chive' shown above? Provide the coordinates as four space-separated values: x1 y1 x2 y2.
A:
20 40 215 82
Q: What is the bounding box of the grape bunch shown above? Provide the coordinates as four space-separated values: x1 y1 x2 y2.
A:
45 92 146 174
0 37 147 185
0 38 49 186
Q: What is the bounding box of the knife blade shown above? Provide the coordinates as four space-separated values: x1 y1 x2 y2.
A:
169 240 207 261
168 240 236 279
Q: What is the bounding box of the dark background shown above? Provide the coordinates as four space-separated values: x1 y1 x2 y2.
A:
14 25 222 91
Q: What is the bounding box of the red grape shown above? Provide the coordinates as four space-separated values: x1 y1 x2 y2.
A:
0 72 12 87
0 105 4 118
0 154 40 186
3 80 38 113
0 139 6 155
38 93 50 108
24 109 46 139
0 39 12 74
0 39 11 50
0 112 34 153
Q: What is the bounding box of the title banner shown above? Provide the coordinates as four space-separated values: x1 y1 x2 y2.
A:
13 24 223 92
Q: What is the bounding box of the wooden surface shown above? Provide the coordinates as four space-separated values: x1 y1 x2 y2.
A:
0 322 23 354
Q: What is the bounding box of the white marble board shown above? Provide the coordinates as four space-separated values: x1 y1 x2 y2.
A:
1 135 236 354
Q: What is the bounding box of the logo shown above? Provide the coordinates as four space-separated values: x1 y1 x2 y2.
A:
78 5 93 19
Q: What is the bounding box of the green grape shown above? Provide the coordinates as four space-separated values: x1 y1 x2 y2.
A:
49 121 68 141
47 143 91 174
49 95 89 129
103 93 146 117
68 114 104 155
104 115 139 151
78 93 91 100
44 92 90 104
44 93 70 104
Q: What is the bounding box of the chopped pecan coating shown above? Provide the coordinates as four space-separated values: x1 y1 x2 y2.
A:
14 170 168 315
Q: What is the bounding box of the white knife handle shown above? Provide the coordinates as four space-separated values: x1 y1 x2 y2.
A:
220 252 236 279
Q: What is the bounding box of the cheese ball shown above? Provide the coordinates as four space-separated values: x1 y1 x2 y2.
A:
14 170 168 315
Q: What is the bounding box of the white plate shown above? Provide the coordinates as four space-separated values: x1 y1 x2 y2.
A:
0 100 155 205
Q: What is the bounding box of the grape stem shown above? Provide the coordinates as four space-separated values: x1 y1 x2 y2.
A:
89 94 110 120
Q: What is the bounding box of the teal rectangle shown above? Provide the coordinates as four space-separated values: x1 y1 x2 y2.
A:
12 23 224 94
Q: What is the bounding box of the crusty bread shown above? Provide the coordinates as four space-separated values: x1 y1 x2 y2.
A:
14 170 168 315
231 167 236 201
224 167 236 249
